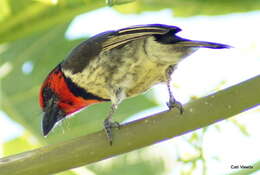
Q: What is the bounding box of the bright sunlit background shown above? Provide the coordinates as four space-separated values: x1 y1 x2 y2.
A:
1 6 259 175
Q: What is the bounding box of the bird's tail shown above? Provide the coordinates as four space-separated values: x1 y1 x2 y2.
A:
175 40 232 49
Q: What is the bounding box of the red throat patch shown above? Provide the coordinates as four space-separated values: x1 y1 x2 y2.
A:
39 65 102 115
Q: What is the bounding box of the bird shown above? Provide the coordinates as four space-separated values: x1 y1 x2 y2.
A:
39 24 231 145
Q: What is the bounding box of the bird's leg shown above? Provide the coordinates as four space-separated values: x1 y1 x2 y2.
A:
104 88 124 145
104 103 120 145
166 65 184 114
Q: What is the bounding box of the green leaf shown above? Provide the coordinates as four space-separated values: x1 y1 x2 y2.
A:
106 0 135 6
114 0 260 16
57 171 78 175
0 0 11 22
0 0 105 44
3 132 39 156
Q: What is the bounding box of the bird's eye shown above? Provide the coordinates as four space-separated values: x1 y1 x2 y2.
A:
66 101 74 105
42 87 52 101
42 86 58 107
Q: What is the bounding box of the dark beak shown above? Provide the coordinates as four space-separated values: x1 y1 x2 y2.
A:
42 103 65 136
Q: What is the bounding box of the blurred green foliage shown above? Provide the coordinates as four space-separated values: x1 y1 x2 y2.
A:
0 0 104 43
1 0 260 44
115 0 260 16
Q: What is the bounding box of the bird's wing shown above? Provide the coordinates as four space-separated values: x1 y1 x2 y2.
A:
62 24 181 74
102 24 181 51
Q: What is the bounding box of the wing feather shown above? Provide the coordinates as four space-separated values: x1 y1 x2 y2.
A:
102 24 181 51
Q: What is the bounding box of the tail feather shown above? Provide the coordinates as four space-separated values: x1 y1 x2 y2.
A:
175 40 232 49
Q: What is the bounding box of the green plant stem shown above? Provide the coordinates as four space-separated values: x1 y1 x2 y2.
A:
0 75 259 175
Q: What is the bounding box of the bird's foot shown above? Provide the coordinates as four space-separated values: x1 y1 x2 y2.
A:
167 97 184 114
104 118 120 145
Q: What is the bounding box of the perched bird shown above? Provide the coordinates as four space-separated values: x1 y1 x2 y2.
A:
39 24 230 144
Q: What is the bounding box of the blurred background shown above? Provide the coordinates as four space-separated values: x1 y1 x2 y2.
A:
0 0 259 175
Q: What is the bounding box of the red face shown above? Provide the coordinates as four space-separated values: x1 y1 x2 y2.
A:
39 65 102 135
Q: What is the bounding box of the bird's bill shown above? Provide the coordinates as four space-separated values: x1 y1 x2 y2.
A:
42 103 65 136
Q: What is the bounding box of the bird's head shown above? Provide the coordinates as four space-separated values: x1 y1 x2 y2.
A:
39 65 102 136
